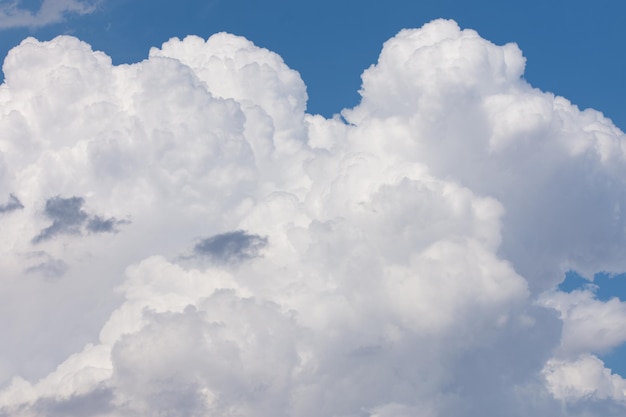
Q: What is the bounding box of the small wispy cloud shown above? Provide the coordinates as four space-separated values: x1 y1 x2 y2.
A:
0 0 100 30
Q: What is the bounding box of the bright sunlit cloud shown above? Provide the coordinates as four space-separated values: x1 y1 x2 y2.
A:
1 18 626 417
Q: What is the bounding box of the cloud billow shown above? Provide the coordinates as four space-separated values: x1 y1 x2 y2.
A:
1 19 626 417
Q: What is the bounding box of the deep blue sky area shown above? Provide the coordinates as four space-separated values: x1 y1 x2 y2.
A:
0 0 625 129
559 271 626 303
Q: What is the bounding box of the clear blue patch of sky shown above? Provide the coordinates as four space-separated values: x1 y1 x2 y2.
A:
0 0 625 130
558 271 626 302
558 270 626 377
601 343 626 380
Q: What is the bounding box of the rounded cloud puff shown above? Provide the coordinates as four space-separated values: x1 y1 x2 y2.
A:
0 18 625 417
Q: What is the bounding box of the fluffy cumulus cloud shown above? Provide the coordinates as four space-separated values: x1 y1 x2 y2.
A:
1 18 626 416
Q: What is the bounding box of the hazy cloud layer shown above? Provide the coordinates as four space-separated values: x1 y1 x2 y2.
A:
0 0 99 29
1 19 626 417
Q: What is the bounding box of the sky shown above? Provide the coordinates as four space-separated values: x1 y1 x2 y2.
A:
2 1 626 416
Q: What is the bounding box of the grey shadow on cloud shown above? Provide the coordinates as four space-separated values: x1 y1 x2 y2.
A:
0 194 24 213
86 215 130 233
24 251 68 280
30 386 115 417
193 230 268 264
33 196 87 243
33 196 128 243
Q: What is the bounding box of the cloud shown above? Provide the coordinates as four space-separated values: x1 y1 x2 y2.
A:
543 354 626 403
1 18 626 417
0 0 99 29
538 288 626 357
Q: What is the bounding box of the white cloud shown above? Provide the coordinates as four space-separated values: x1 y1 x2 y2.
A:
0 0 99 29
1 18 626 417
537 287 626 407
543 354 626 403
539 288 626 356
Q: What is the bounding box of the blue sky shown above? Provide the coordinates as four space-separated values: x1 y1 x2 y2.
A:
2 1 626 415
1 0 625 127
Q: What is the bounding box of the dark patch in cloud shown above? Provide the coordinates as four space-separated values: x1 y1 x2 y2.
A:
33 196 128 243
0 193 24 213
350 344 383 357
86 215 129 234
33 196 87 243
86 215 116 233
133 383 209 417
25 256 68 280
32 386 114 417
193 230 268 263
